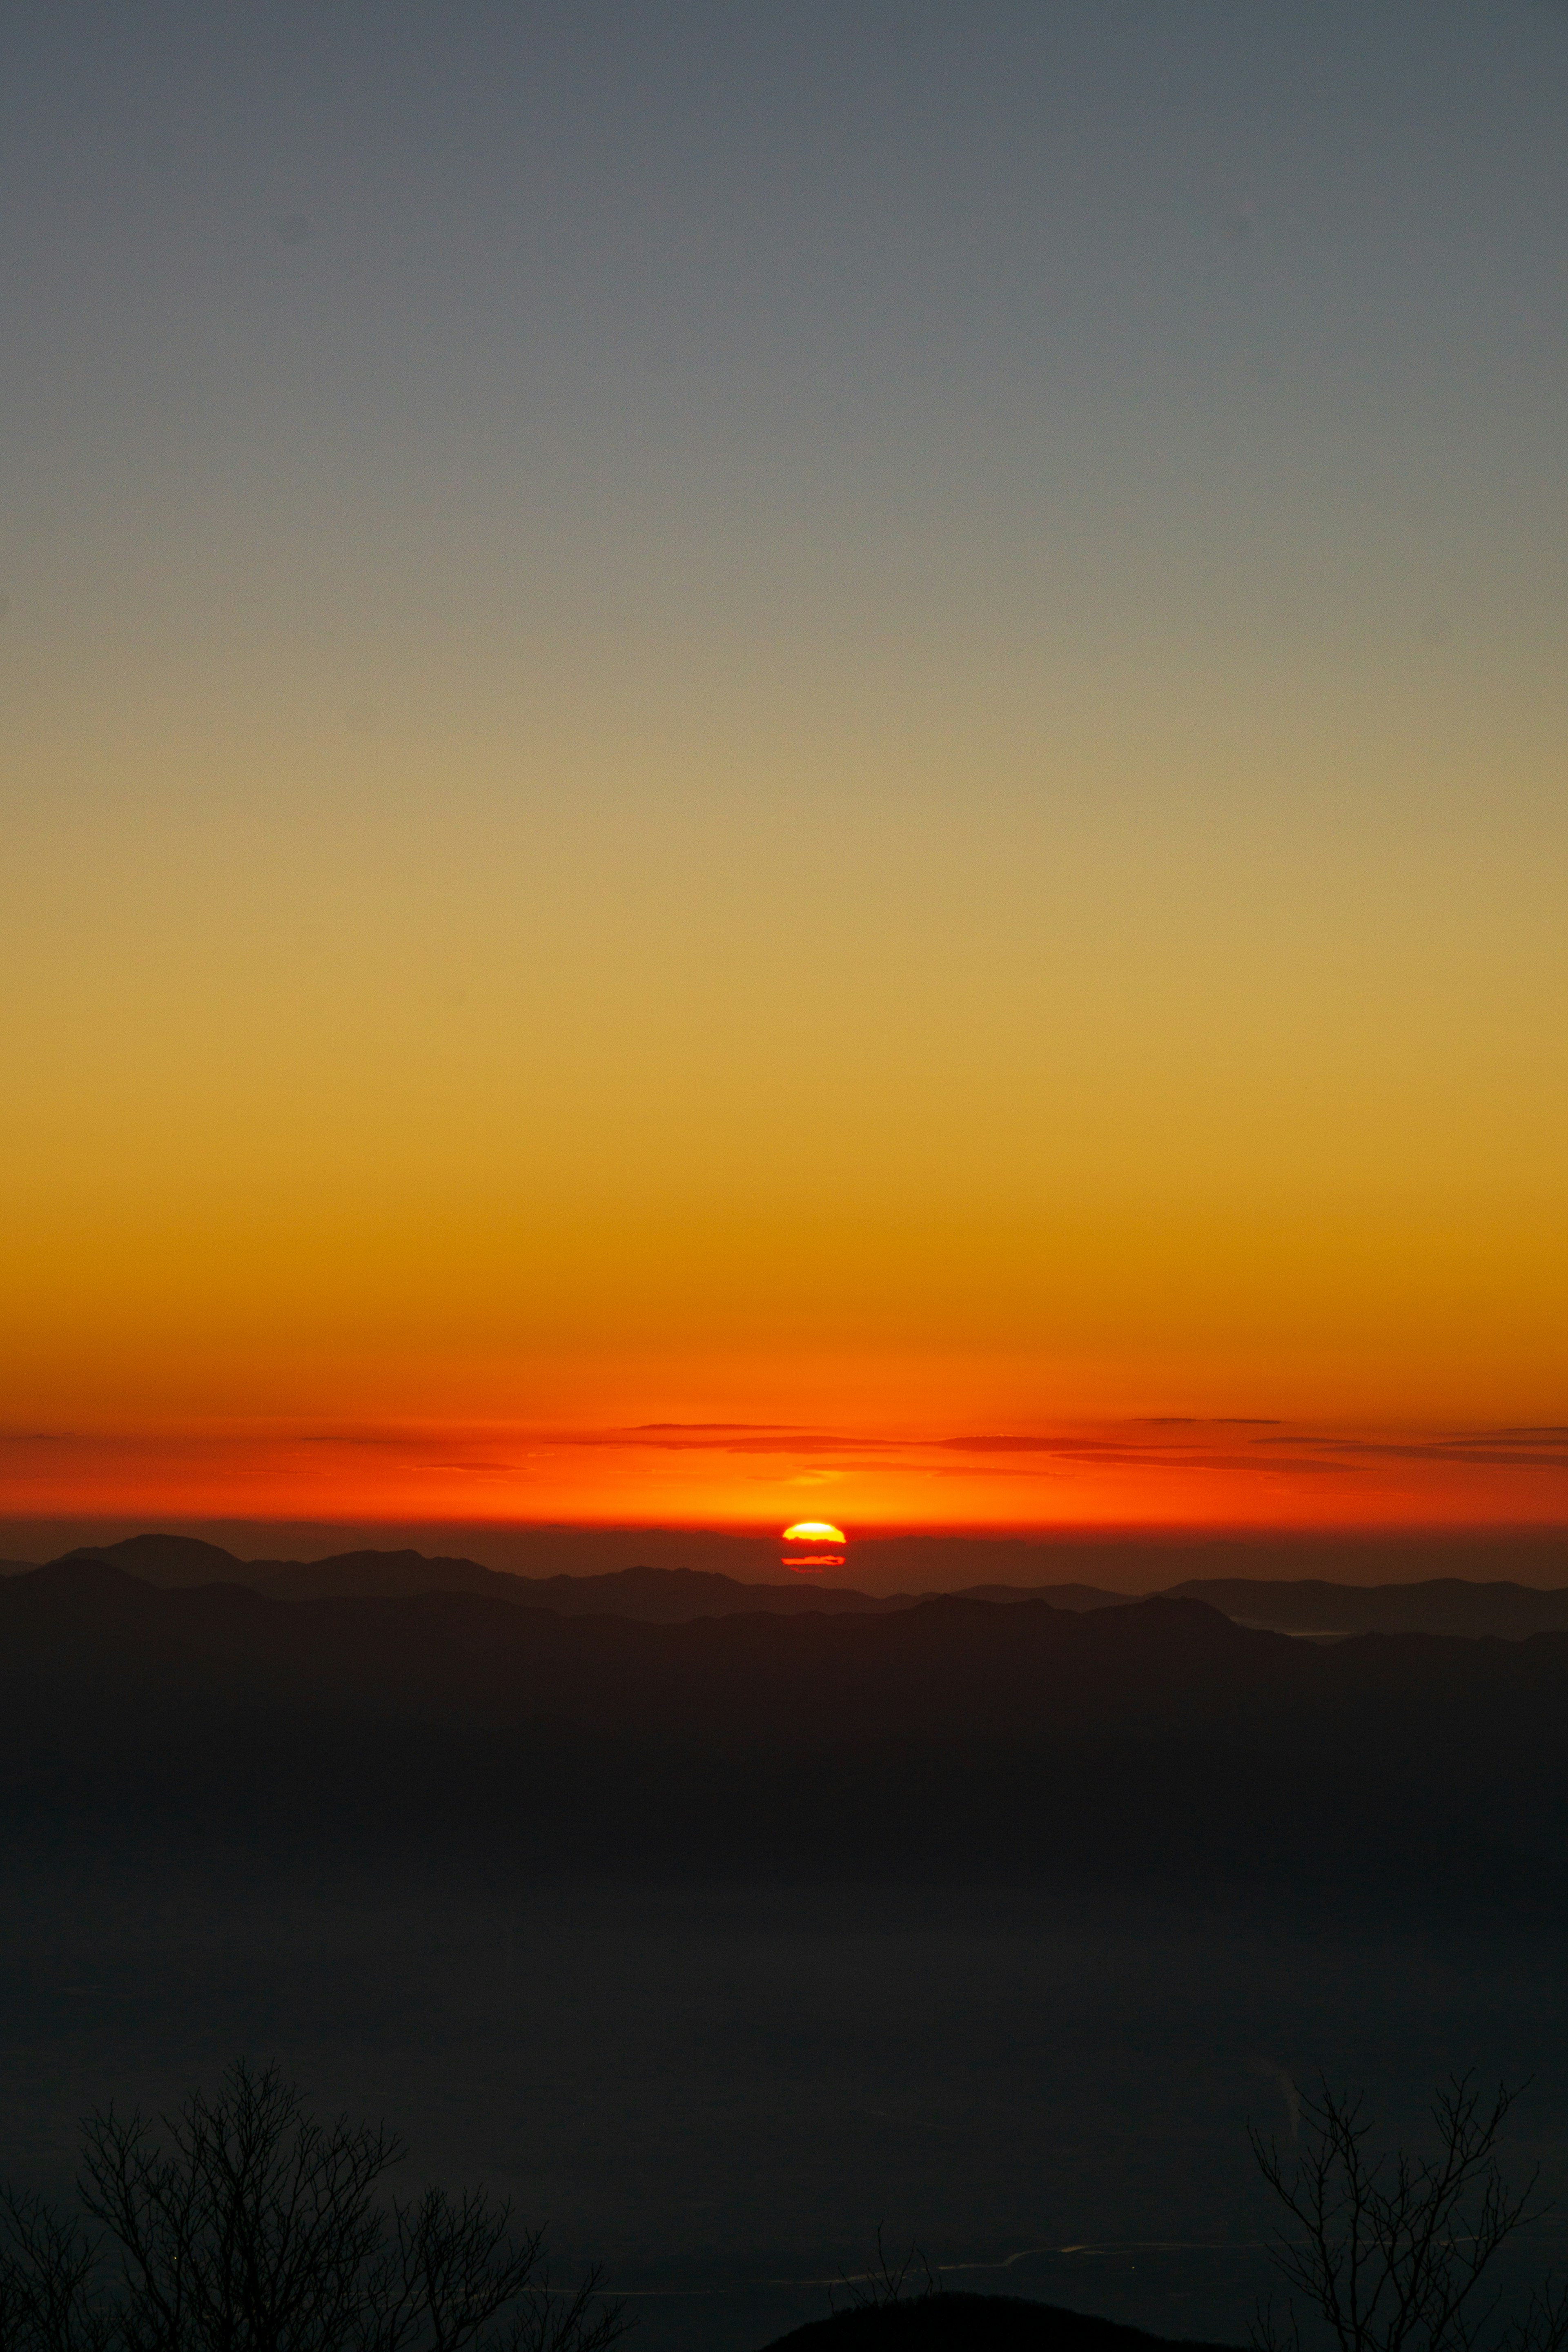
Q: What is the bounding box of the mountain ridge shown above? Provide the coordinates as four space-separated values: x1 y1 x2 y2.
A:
37 1534 1568 1639
3 1562 1568 1907
46 1534 1125 1618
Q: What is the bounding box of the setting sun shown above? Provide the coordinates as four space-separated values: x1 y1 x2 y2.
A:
782 1523 847 1545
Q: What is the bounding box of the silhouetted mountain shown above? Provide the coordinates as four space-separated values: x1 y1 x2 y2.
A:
956 1583 1133 1612
5 1564 1568 1906
824 1528 1568 1596
40 1523 1568 1601
56 1535 902 1616
762 2297 1237 2348
251 1546 569 1604
55 1535 1123 1620
60 1533 257 1588
1164 1576 1568 1639
48 1534 1568 1637
254 1553 903 1617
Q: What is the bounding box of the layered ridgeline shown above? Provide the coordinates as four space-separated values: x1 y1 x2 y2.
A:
8 1530 1568 1635
32 1533 911 1616
5 1551 1568 1904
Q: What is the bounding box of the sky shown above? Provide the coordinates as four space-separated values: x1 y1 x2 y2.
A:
4 1 1568 1539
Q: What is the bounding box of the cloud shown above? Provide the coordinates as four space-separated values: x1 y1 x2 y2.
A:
1134 1416 1284 1428
1263 1430 1568 1470
565 1426 908 1456
272 1417 1568 1485
935 1434 1359 1474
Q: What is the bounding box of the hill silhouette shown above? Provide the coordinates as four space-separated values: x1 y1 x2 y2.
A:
842 1529 1568 1597
42 1533 1568 1639
761 2297 1237 2348
4 1560 1568 1906
1165 1575 1568 1638
53 1535 906 1616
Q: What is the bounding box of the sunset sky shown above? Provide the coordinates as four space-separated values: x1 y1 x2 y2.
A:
4 2 1568 1541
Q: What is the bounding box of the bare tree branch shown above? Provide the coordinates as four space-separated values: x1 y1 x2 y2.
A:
1251 2076 1557 2352
1 2063 626 2352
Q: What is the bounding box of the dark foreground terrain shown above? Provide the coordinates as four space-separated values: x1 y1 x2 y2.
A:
5 1555 1568 2351
764 2299 1237 2348
4 1858 1566 2352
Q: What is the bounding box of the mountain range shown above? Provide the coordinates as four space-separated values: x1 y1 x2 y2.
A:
4 1547 1568 1907
13 1531 1568 1640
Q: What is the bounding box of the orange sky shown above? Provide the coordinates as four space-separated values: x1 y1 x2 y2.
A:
4 6 1567 1541
4 1415 1568 1536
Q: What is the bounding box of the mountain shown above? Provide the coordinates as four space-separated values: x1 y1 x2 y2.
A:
761 2296 1237 2348
251 1546 584 1604
253 1553 904 1617
44 1525 1568 1603
472 1561 901 1616
1164 1576 1568 1639
953 1583 1134 1612
5 1562 1568 1907
833 1528 1568 1596
52 1535 1568 1639
55 1534 1133 1620
3 1564 1261 1751
56 1536 904 1616
58 1533 258 1587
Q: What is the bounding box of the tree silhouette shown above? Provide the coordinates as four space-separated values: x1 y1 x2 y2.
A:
1250 2076 1568 2352
830 2228 942 2315
0 2062 625 2352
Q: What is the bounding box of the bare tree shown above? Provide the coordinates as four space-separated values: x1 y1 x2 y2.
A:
367 2187 623 2352
830 2228 942 2316
0 2193 111 2352
1250 2076 1568 2352
0 2064 625 2352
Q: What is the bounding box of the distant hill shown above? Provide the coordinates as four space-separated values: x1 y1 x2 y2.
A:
1166 1577 1568 1639
48 1535 1568 1639
252 1547 586 1605
58 1533 257 1588
55 1534 1135 1621
835 1529 1568 1597
956 1583 1134 1613
36 1523 1568 1601
762 2295 1237 2347
55 1535 904 1617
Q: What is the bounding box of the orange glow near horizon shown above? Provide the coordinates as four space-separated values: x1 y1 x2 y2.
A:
2 1416 1567 1537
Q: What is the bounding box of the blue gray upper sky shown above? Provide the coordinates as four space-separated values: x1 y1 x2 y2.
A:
7 0 1567 707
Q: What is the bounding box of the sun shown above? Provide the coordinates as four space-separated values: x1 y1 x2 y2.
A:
780 1519 847 1575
